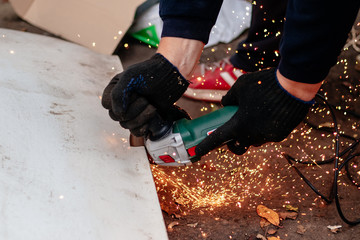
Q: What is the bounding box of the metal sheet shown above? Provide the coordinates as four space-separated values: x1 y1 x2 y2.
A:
0 28 168 240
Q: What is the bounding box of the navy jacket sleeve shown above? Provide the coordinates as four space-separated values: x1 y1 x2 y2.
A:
159 0 223 44
279 0 360 84
159 0 359 84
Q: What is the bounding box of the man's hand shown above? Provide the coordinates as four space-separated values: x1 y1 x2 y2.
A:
195 68 315 156
101 53 189 137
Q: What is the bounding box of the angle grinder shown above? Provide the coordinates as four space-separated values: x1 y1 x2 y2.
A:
130 106 238 167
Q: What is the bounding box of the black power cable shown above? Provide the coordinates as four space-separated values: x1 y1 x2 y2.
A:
284 93 360 225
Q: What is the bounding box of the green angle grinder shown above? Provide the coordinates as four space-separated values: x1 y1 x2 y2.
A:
130 106 238 167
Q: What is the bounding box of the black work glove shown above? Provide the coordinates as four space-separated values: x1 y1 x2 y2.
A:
195 68 314 156
102 53 190 137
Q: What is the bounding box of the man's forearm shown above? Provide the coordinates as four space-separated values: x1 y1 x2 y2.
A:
157 37 204 79
276 69 321 102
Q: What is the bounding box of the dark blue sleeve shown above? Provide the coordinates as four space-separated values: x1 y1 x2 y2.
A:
159 0 223 44
279 0 360 84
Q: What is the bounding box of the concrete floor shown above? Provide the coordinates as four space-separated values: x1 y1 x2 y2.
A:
115 9 360 240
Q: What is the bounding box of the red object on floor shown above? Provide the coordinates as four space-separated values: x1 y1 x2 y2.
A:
184 58 245 102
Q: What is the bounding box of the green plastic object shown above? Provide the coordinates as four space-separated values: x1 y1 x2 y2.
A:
172 106 238 161
130 25 160 47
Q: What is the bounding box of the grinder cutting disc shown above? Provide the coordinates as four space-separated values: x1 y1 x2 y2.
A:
129 134 156 164
129 134 145 147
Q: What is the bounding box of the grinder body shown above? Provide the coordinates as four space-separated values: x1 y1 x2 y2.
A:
145 106 238 166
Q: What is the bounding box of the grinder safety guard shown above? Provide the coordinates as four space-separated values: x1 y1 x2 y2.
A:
145 106 238 167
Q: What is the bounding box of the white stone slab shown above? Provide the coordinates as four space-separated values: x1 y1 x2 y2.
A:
0 28 168 240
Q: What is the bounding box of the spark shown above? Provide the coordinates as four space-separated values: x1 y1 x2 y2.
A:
148 28 360 219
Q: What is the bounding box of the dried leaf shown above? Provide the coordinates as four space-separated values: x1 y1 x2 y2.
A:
278 211 298 220
187 222 198 228
267 237 281 240
256 205 280 226
296 225 306 235
327 225 342 233
285 205 299 212
160 201 180 216
319 122 333 128
260 218 271 228
167 221 180 232
267 228 277 235
327 225 342 230
256 233 267 240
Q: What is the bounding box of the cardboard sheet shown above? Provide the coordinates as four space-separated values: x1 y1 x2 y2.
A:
9 0 143 54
